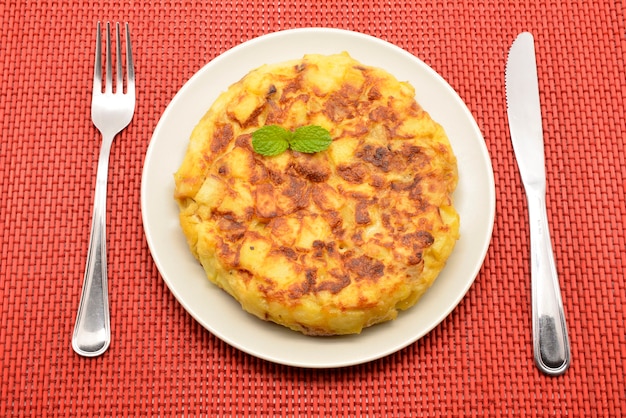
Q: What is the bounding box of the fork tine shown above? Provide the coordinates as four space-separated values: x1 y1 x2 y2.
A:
125 23 135 94
105 22 112 93
93 22 102 93
115 23 123 93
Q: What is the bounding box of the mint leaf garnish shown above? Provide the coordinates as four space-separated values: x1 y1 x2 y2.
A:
251 124 332 156
290 125 333 153
251 125 291 156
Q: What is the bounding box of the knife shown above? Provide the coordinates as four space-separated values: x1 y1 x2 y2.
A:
505 32 571 376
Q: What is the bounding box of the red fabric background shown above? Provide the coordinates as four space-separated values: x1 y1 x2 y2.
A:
1 1 624 416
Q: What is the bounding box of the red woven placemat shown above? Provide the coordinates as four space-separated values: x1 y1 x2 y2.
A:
1 1 624 416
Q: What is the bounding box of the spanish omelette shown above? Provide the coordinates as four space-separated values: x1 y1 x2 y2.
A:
174 52 459 335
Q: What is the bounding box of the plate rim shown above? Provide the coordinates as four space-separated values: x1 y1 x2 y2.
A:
141 27 496 368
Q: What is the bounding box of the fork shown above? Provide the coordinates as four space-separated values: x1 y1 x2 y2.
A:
72 22 135 357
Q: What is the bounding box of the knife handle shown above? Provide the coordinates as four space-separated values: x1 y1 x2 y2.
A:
527 192 570 376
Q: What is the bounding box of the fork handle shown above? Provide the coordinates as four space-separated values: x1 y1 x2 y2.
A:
72 136 113 357
527 191 570 376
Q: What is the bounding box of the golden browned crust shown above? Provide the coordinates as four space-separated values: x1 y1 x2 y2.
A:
174 52 459 335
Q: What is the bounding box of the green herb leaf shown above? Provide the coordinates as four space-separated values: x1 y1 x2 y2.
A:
251 124 332 156
251 125 291 156
290 125 333 153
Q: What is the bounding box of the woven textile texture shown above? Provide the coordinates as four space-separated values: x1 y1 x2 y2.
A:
1 0 625 416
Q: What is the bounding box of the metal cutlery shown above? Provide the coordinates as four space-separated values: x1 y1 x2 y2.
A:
72 22 136 357
505 32 570 376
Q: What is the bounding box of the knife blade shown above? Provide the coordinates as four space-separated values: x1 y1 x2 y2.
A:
505 32 571 376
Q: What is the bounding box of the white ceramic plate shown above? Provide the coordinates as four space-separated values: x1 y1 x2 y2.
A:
141 28 495 368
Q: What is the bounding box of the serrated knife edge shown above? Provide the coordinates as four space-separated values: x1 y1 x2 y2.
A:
505 32 546 188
